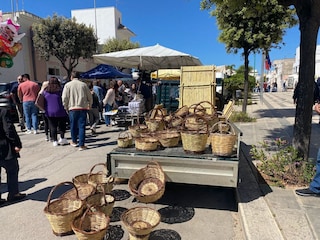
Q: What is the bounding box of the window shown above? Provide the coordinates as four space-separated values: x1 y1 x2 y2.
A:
48 68 60 76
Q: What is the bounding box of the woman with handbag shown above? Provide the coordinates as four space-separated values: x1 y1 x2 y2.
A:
103 80 116 127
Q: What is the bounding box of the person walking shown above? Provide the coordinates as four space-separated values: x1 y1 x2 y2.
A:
10 75 25 131
42 77 69 147
103 80 116 127
17 73 40 134
0 105 26 204
62 71 92 151
38 80 50 141
88 83 100 135
92 80 104 122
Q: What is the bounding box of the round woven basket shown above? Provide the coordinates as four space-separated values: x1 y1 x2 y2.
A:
72 173 89 188
135 137 159 151
211 121 237 156
121 207 161 237
118 131 133 148
128 162 165 203
44 182 84 236
174 105 189 117
85 192 115 217
60 183 95 201
156 131 180 148
88 163 114 194
128 124 148 138
72 206 110 240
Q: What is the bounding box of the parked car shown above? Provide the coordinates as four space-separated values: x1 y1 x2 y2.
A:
0 82 19 122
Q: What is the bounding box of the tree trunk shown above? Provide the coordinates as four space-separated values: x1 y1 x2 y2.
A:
242 50 250 113
293 4 319 160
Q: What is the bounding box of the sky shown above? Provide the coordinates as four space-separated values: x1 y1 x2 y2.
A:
1 0 318 73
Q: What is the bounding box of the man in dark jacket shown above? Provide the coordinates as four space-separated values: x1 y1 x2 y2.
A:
0 106 26 204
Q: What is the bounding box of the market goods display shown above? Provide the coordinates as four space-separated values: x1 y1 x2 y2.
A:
210 121 237 156
121 207 161 240
88 163 114 194
44 182 85 236
128 161 165 203
72 206 110 240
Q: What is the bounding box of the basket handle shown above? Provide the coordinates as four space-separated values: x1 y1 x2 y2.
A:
89 163 108 176
210 120 235 134
46 181 78 208
146 161 164 173
183 113 209 133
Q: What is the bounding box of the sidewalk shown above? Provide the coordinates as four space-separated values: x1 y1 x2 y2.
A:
235 91 320 240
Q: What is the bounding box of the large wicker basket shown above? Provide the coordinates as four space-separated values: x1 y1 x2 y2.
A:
44 182 84 236
211 121 237 156
60 183 95 201
88 163 114 194
128 162 165 203
72 206 110 240
121 207 161 238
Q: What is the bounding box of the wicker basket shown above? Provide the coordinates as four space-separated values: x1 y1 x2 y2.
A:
44 182 84 236
88 163 114 194
145 109 165 132
85 192 115 217
72 206 110 240
135 137 159 151
174 105 189 117
118 131 133 148
210 121 237 156
156 131 180 148
128 162 165 203
128 124 148 138
73 173 89 188
60 183 95 201
121 207 161 238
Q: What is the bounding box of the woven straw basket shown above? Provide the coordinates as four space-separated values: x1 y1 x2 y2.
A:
128 124 148 138
135 137 159 151
174 105 189 117
60 183 95 201
156 131 180 148
44 182 84 236
88 163 114 194
72 206 110 240
118 131 133 148
128 162 165 203
85 192 115 217
211 121 237 156
121 207 161 238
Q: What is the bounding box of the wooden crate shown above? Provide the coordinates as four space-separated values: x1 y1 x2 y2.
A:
179 65 217 114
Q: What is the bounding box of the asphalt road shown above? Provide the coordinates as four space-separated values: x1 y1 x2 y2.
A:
0 123 244 240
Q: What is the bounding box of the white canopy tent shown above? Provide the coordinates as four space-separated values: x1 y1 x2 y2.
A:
93 44 202 71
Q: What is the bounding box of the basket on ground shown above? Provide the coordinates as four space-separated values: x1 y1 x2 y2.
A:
88 163 114 193
128 162 165 203
73 173 90 188
85 191 115 217
135 137 159 151
60 183 95 201
210 121 237 157
72 206 110 240
121 207 161 238
117 131 133 148
44 182 84 236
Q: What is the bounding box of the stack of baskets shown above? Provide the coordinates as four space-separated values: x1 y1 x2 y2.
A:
128 161 165 203
44 163 116 238
210 121 237 157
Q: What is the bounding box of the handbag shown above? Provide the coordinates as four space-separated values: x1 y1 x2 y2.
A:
35 93 45 111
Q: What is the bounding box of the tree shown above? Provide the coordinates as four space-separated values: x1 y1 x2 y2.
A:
224 65 255 99
102 38 140 53
201 0 296 113
32 15 97 79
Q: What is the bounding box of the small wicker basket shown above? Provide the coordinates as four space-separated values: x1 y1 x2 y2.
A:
72 206 110 240
121 207 161 238
88 163 114 194
118 131 133 148
210 121 237 157
135 137 159 151
156 131 180 148
128 124 148 138
85 191 115 217
128 162 165 203
174 105 189 117
44 182 84 236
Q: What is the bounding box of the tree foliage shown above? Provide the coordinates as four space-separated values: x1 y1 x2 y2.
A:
102 38 140 53
32 15 97 78
201 0 297 113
